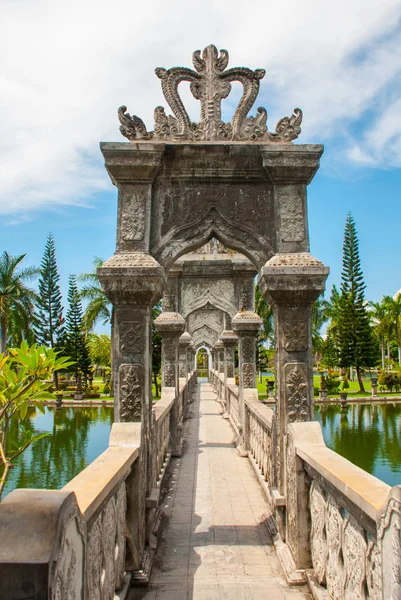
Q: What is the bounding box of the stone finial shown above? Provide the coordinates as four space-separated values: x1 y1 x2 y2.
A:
118 45 302 143
219 330 238 347
154 312 185 336
179 331 192 347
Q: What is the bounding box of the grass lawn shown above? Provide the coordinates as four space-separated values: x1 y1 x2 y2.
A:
256 374 395 400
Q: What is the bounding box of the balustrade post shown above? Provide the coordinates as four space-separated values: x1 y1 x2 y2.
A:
98 253 164 567
178 331 192 417
154 312 185 456
259 253 329 496
220 330 238 418
232 311 262 455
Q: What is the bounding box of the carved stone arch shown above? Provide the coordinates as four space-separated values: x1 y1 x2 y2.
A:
152 204 272 272
184 295 235 320
192 325 219 348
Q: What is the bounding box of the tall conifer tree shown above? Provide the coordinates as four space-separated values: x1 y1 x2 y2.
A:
338 213 377 392
65 275 91 381
34 234 65 348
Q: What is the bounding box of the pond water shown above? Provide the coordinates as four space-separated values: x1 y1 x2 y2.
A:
315 403 401 487
3 405 114 497
3 402 401 498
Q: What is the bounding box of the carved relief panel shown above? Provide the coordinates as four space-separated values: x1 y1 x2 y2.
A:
284 362 310 422
119 364 144 422
118 184 149 251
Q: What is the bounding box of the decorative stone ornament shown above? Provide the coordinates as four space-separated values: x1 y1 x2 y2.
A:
118 45 302 143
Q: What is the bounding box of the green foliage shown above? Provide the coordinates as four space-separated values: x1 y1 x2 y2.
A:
255 284 274 345
65 275 91 380
311 294 330 355
341 377 350 390
321 330 339 370
88 333 111 368
78 257 112 333
337 213 378 391
34 234 65 349
378 370 401 392
152 303 162 397
0 251 39 353
0 342 74 500
326 374 341 395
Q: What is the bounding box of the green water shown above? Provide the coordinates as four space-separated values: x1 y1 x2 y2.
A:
3 403 401 498
315 403 401 487
2 405 114 497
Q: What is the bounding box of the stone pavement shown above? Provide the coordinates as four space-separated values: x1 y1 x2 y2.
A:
129 383 311 600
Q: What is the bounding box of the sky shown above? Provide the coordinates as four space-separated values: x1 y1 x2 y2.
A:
1 0 401 332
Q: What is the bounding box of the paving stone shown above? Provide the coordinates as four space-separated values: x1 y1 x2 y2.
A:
129 383 310 600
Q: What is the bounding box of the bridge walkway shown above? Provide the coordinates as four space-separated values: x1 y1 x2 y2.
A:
130 383 310 600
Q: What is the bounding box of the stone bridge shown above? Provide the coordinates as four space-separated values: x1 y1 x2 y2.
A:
0 46 400 600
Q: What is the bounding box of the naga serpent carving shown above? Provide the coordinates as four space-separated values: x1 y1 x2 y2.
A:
118 44 302 143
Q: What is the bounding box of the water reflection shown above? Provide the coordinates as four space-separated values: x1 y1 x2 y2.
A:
315 403 401 487
3 405 113 496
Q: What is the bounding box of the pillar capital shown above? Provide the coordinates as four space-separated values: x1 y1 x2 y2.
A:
260 145 323 185
98 252 165 306
232 310 262 337
154 312 185 338
178 330 192 348
258 253 329 306
219 330 238 348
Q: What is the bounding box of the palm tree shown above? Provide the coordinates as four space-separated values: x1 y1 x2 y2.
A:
255 284 274 344
0 252 38 353
383 294 401 366
370 300 391 370
311 294 331 356
78 257 112 332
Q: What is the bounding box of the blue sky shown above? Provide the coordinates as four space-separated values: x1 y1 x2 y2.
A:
1 0 401 331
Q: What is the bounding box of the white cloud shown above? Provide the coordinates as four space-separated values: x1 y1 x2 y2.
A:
1 0 401 215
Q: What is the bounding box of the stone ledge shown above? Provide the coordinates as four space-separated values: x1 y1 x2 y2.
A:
245 395 274 429
289 421 390 520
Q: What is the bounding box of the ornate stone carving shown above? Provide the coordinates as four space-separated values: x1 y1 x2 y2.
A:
326 496 344 600
378 493 401 599
163 338 176 361
119 364 143 421
226 363 234 378
51 503 85 600
120 322 144 355
119 45 302 143
283 321 308 352
121 188 146 242
164 364 175 387
310 481 327 585
241 337 254 362
286 433 298 563
280 191 305 242
242 363 254 388
343 515 367 598
115 484 127 590
86 516 102 600
102 498 117 600
285 363 309 422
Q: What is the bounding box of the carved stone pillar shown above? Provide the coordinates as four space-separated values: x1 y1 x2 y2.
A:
210 347 217 372
259 252 329 492
214 339 225 375
219 330 238 381
154 312 185 390
98 252 165 566
154 312 185 456
178 331 192 380
232 311 262 453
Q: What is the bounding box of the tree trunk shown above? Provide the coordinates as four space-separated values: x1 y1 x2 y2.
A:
398 345 401 366
53 370 59 391
381 340 385 370
356 366 365 393
153 370 159 398
0 318 7 355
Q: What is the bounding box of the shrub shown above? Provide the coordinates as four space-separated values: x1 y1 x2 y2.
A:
326 375 341 395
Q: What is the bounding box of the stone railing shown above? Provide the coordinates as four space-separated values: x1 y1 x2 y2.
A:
211 371 401 599
246 395 275 491
0 373 196 599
